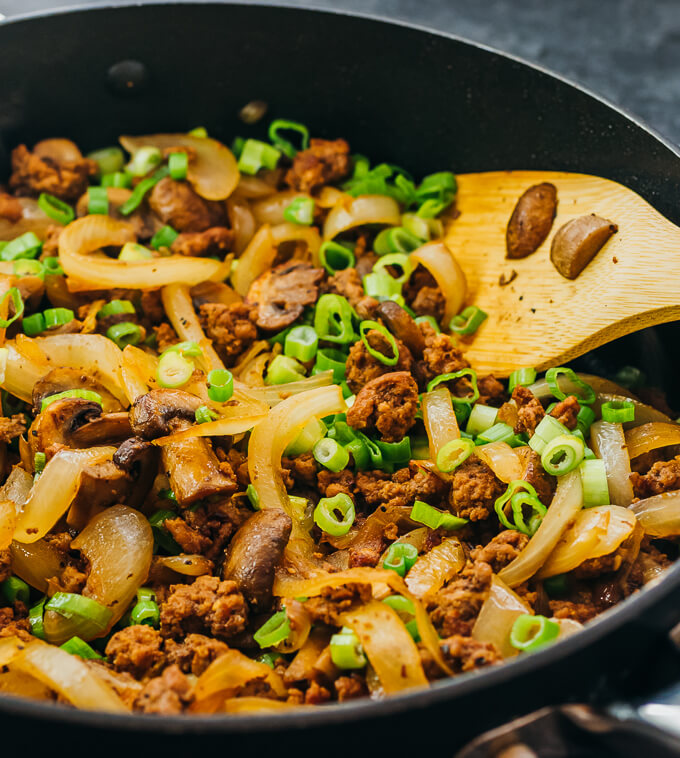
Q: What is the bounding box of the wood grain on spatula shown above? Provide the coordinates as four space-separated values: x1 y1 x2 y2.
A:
445 171 680 376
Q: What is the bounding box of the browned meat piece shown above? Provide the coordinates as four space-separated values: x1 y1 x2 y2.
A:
164 634 229 676
477 375 507 407
285 138 352 193
550 395 580 430
105 625 166 679
374 301 425 358
334 674 368 701
170 226 234 257
549 599 599 623
139 290 166 325
356 462 448 510
9 144 96 201
46 565 87 596
0 607 31 641
198 302 258 366
520 448 556 506
304 583 372 626
148 177 225 232
403 265 439 305
427 561 493 637
246 261 324 331
0 414 26 444
439 634 502 673
572 549 624 579
41 225 62 257
0 549 10 583
304 680 332 705
134 665 194 714
318 468 354 498
512 385 545 436
164 518 212 554
471 530 529 572
0 192 22 222
223 509 292 612
450 458 505 521
225 448 250 488
630 455 680 498
411 287 446 321
325 268 378 320
160 575 248 639
345 330 414 393
281 453 318 488
153 323 179 352
415 322 470 385
346 371 418 442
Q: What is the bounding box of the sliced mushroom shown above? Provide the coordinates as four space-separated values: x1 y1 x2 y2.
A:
28 398 102 461
550 214 618 279
33 138 84 163
67 459 132 530
246 261 324 331
506 182 558 259
69 412 132 447
112 437 159 509
223 509 292 611
32 368 124 415
375 300 425 358
129 389 203 439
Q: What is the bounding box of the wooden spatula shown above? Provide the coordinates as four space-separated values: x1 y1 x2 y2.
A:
445 170 680 376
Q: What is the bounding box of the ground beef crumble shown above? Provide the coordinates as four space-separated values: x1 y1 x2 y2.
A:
450 458 505 521
346 371 419 442
106 625 166 679
199 302 258 366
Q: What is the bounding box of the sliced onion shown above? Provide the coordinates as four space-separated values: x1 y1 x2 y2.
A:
0 500 16 550
271 222 322 264
0 666 53 700
11 640 128 712
326 504 415 552
10 539 63 593
120 344 155 403
120 133 239 201
248 385 345 575
316 186 351 208
556 618 583 638
153 413 267 445
499 469 583 588
625 422 680 460
14 447 115 543
341 600 428 694
221 698 304 714
590 420 634 506
422 386 460 460
538 505 637 578
227 197 257 254
411 241 467 326
405 536 465 598
475 442 524 484
232 224 275 296
284 628 330 684
60 215 230 289
0 197 58 241
0 466 30 506
71 505 153 628
245 370 334 406
154 554 214 576
234 175 278 199
323 195 400 240
275 599 311 654
161 283 225 372
251 190 310 225
471 576 532 658
193 649 287 704
631 491 680 537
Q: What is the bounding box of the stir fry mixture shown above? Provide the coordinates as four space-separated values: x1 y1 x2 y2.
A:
0 122 676 716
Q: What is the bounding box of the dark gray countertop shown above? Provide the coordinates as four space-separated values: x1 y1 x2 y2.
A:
2 0 679 146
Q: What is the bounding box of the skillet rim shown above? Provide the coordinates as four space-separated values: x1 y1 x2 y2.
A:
0 0 679 733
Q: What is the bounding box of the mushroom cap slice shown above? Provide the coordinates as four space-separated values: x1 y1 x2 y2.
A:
550 214 618 279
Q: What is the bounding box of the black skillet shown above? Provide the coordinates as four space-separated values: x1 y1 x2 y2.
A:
1 3 680 755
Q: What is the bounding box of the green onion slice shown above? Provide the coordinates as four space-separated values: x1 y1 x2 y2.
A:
313 493 356 536
494 480 546 535
41 389 103 412
314 294 356 345
545 367 596 405
601 399 635 423
579 458 610 507
268 119 310 158
284 325 318 362
509 613 560 653
207 368 234 402
37 193 75 225
436 438 475 472
319 241 355 276
540 433 585 476
329 630 366 669
253 610 291 648
449 305 488 335
359 320 399 366
508 367 537 393
87 186 109 216
410 500 467 530
283 197 315 226
382 542 418 577
106 321 142 349
313 438 350 473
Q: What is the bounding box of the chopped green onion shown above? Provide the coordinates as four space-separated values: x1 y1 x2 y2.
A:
494 480 546 535
284 325 318 362
257 652 278 668
28 597 47 639
579 459 610 507
87 186 109 215
401 213 431 241
415 171 457 208
45 592 113 638
362 270 403 299
510 613 560 653
0 576 30 605
359 320 399 366
43 307 74 329
382 542 418 577
106 321 142 349
373 226 423 256
476 422 518 446
151 225 179 250
43 257 64 276
101 171 133 189
344 436 370 470
97 299 135 319
188 126 208 138
427 369 480 406
148 509 181 555
0 232 42 261
195 405 219 424
319 241 355 275
372 252 415 285
314 294 356 345
330 629 366 669
41 389 103 412
37 193 75 225
254 610 291 648
231 137 245 158
22 312 46 337
543 574 568 597
61 636 104 659
87 146 125 176
119 166 169 216
157 350 194 389
375 437 412 468
355 432 384 469
436 438 475 472
313 438 350 472
314 347 347 382
238 139 281 175
246 484 261 510
528 415 571 455
0 288 24 329
382 595 420 641
166 340 203 358
466 404 499 436
34 451 46 475
284 417 326 456
576 405 596 435
13 259 44 279
601 400 635 423
450 305 488 335
265 354 306 385
414 315 440 333
207 368 234 402
168 151 188 181
118 242 154 261
540 433 585 476
127 146 162 176
410 500 467 531
313 493 355 536
268 119 310 158
545 367 596 405
283 197 315 226
508 367 537 393
130 594 160 628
